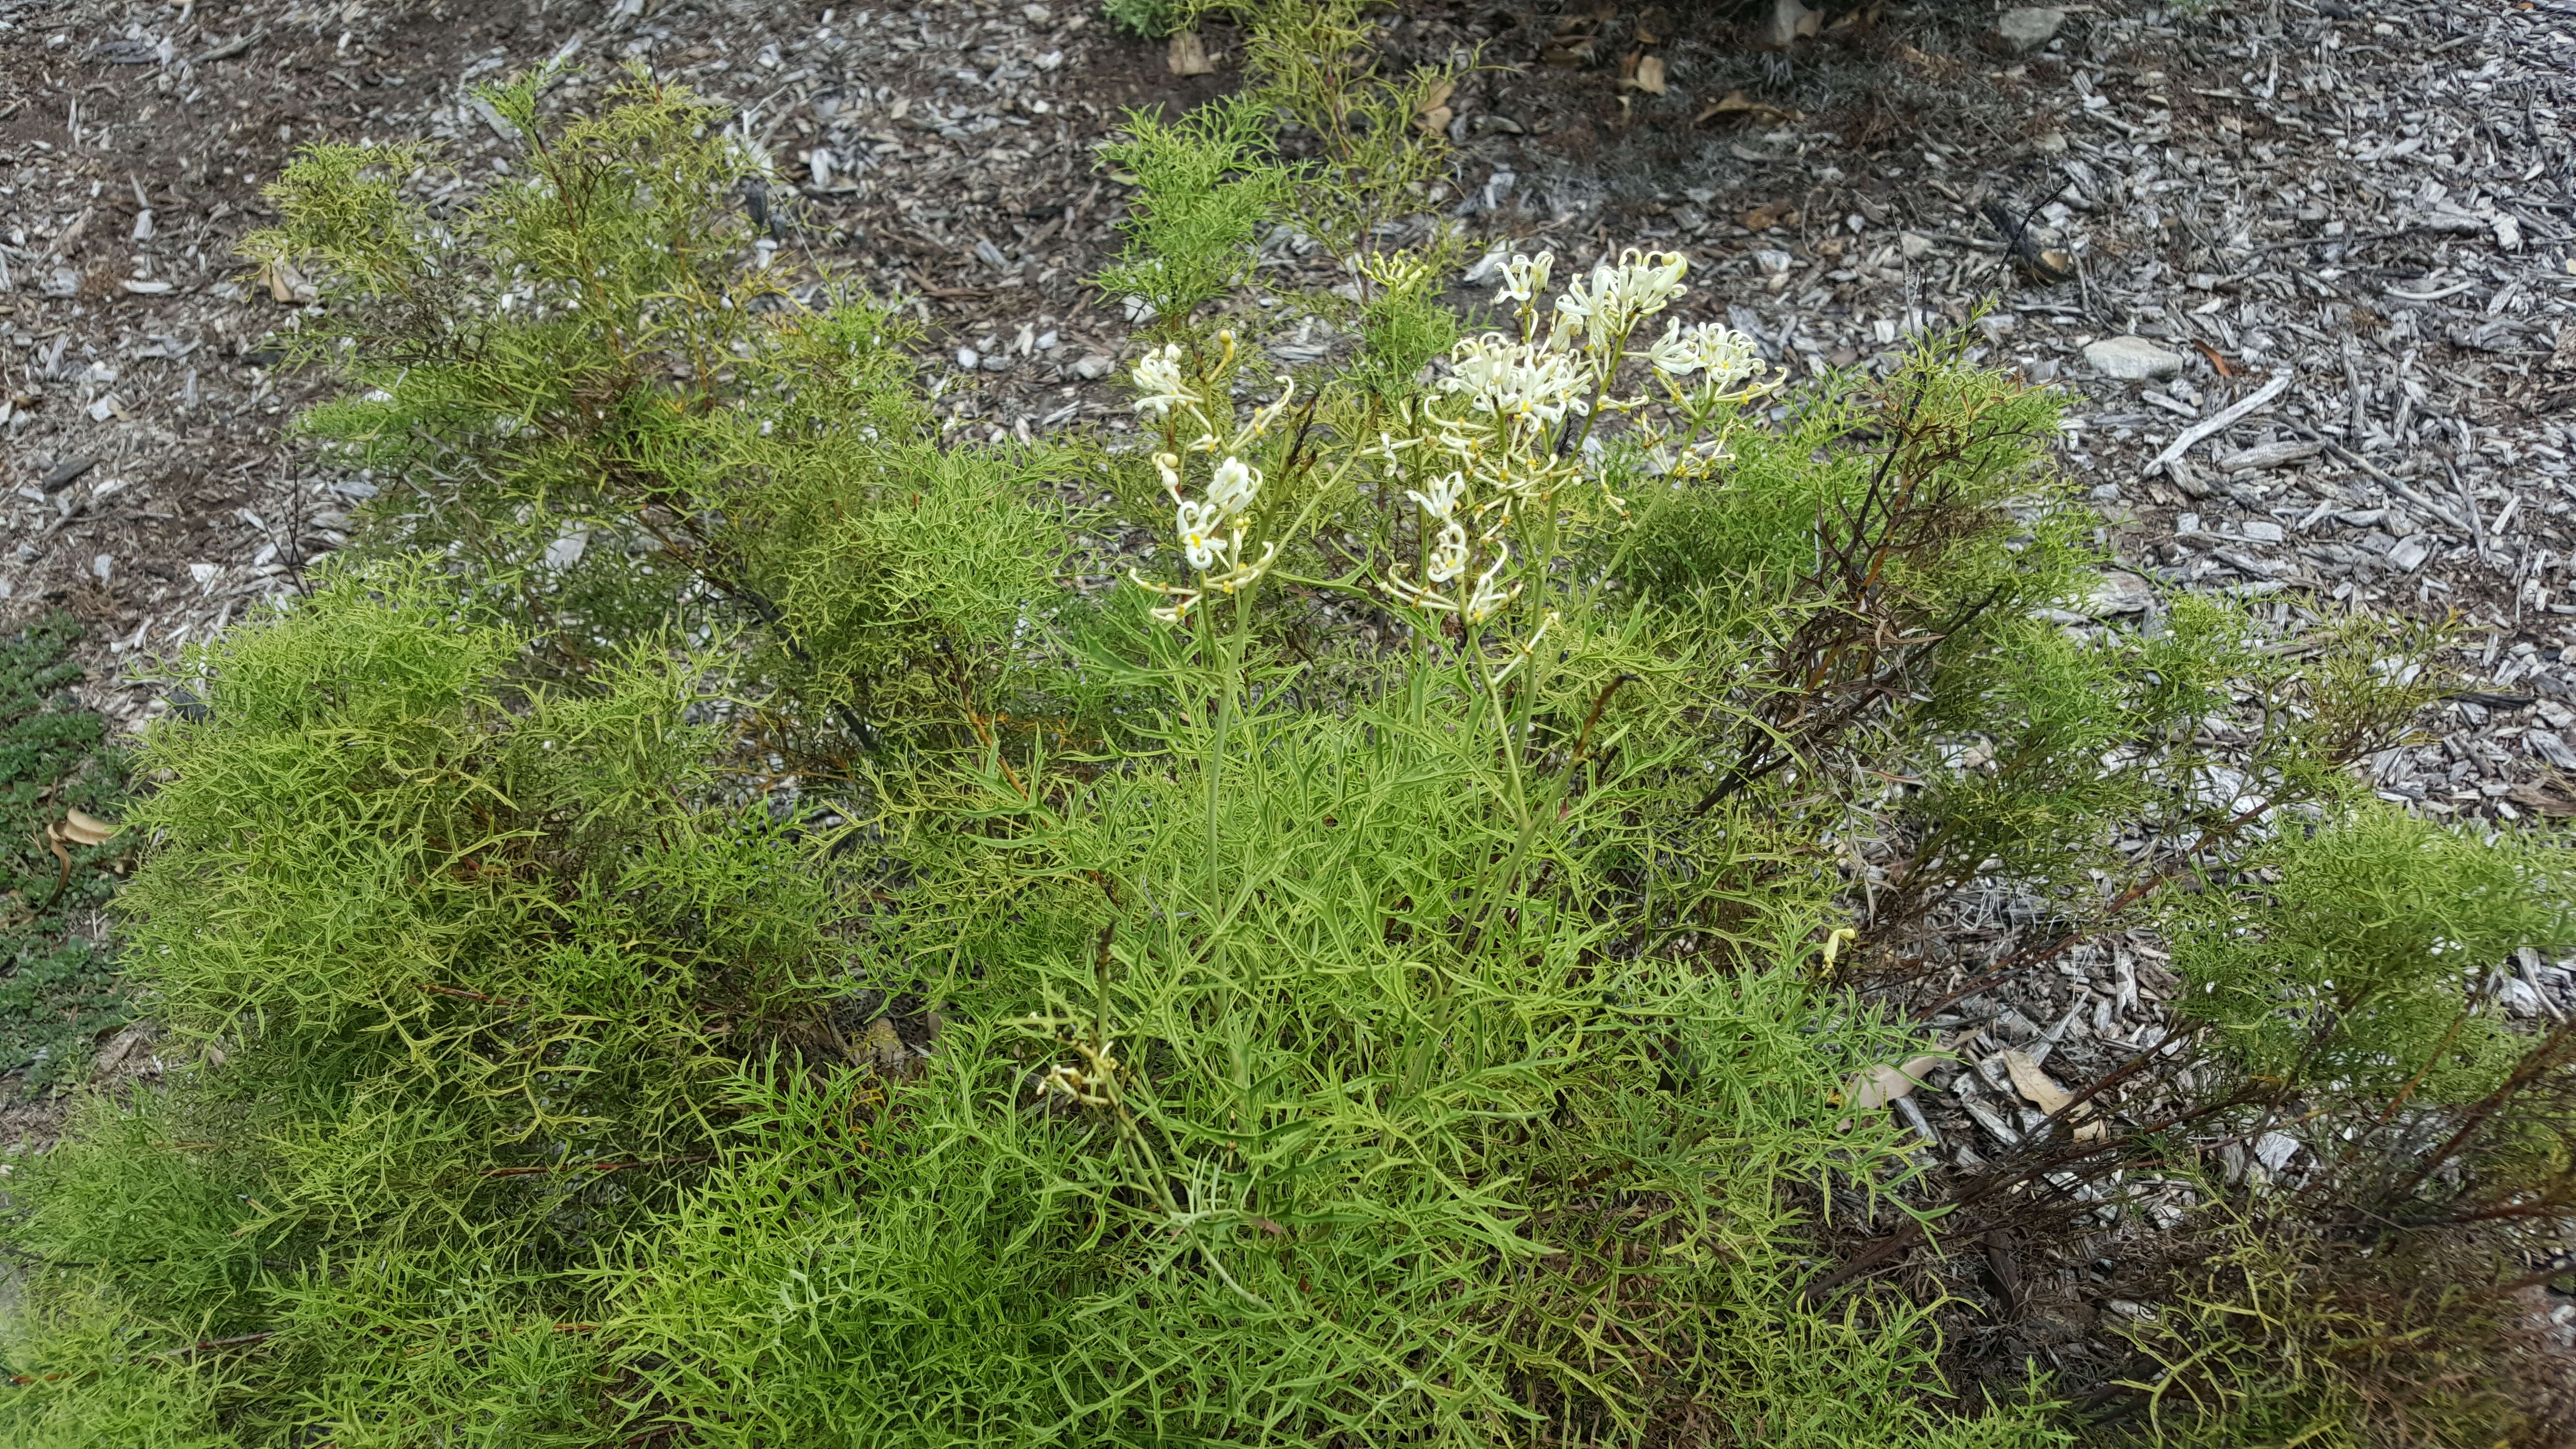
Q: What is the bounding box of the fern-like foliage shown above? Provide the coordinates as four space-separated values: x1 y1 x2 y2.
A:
5 21 2572 1449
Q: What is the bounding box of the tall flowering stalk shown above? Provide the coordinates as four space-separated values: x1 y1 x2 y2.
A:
1375 247 1779 630
1113 244 1784 898
1125 333 1300 626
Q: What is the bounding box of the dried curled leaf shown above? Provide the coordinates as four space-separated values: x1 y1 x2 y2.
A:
2004 1048 2107 1142
58 808 122 847
260 258 318 305
1842 1054 1946 1112
1165 29 1216 77
1694 90 1802 127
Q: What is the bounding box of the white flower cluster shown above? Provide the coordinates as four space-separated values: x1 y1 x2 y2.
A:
1550 248 1690 352
1643 318 1762 390
1386 466 1519 624
1126 337 1293 623
1132 449 1278 623
1441 334 1589 428
1130 342 1195 419
1118 244 1775 641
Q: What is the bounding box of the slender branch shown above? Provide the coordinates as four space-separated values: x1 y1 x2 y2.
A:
482 1153 713 1179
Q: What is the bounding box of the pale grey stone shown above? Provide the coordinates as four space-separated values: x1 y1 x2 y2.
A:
2088 571 2156 615
1998 7 2066 53
2082 335 2187 381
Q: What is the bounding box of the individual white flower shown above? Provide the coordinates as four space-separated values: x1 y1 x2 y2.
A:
1382 573 1454 614
1128 568 1202 623
1154 451 1185 502
1176 499 1231 571
1131 343 1193 417
1462 545 1521 625
1241 376 1296 441
1426 521 1470 584
1613 248 1690 317
1492 251 1555 306
1366 429 1421 467
1549 276 1596 347
1406 471 1467 522
1206 455 1260 519
1644 320 1703 375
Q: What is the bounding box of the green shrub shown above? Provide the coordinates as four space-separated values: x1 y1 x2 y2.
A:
2175 805 2575 1106
7 16 2571 1448
2076 807 2576 1446
6 562 834 1444
247 67 1066 758
0 1285 236 1449
595 599 2068 1441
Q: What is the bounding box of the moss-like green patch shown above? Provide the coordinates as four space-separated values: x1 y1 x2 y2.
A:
0 615 135 1098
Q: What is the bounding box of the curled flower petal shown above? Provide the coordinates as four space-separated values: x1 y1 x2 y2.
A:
1426 521 1470 584
1405 471 1468 522
1462 542 1521 625
1492 251 1555 306
1207 455 1261 519
1131 343 1193 418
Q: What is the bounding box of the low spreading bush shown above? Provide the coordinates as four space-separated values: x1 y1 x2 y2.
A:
5 19 2572 1449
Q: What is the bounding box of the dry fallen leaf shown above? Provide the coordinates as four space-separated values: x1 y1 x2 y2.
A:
1631 55 1667 95
261 259 317 305
1739 202 1800 232
1755 0 1819 50
1694 90 1802 127
2003 1049 2107 1142
1896 42 1966 80
1842 1054 1945 1111
1416 78 1456 115
58 808 122 847
2001 1050 2070 1112
1165 29 1215 77
1417 105 1453 136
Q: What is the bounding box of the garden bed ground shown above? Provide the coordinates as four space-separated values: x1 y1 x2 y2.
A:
6 0 2570 801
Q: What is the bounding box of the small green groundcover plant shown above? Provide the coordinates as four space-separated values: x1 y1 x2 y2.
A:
0 615 134 1100
5 14 2574 1446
